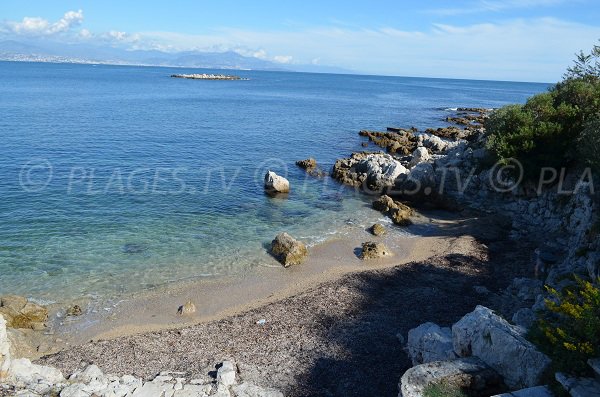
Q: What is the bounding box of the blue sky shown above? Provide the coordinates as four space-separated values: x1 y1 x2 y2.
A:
1 0 599 81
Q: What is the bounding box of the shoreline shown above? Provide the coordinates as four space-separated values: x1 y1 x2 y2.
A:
44 212 437 350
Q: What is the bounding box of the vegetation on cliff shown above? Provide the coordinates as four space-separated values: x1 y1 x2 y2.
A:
485 41 600 179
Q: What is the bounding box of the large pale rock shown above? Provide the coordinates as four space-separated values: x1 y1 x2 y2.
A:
217 361 237 387
270 232 308 267
408 147 430 168
332 152 408 191
555 372 600 397
360 242 392 260
264 171 290 194
231 382 284 397
6 358 65 390
407 322 457 365
452 306 551 389
0 314 10 381
398 357 504 397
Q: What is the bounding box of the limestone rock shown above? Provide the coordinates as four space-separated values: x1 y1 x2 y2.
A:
452 305 551 389
399 357 504 397
231 382 284 397
217 361 237 387
177 301 196 316
332 152 408 191
408 147 430 168
0 314 11 381
295 158 317 169
407 322 457 366
372 195 414 226
360 242 392 260
6 358 65 390
0 296 48 330
264 171 290 194
512 308 537 331
66 305 82 317
270 233 308 267
555 372 600 397
370 223 386 236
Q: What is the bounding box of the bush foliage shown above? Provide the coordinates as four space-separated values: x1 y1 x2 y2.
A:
485 41 600 179
529 278 600 377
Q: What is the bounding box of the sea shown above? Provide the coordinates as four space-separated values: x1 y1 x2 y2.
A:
0 61 550 303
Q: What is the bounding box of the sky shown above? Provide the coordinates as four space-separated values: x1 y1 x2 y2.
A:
1 0 599 82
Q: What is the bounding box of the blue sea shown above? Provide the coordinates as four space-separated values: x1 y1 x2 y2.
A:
0 61 550 303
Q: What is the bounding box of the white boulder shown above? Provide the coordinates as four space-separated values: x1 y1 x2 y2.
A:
408 147 430 168
363 153 408 189
399 356 502 397
217 361 237 387
0 314 11 381
407 322 457 365
452 305 551 389
264 171 290 194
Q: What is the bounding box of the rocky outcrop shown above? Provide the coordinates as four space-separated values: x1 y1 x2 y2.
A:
452 306 551 389
332 152 408 191
295 158 316 169
399 357 504 397
360 242 392 260
0 296 48 330
264 171 290 194
407 322 457 366
270 233 308 267
372 195 414 226
370 223 386 236
358 130 417 155
295 158 326 177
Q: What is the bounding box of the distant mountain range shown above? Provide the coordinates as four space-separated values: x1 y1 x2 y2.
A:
0 40 352 74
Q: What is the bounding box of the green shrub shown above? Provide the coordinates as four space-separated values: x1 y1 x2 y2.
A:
485 42 600 180
529 277 600 377
423 382 469 397
578 119 600 173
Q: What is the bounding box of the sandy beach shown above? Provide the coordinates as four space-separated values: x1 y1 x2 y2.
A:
35 208 536 396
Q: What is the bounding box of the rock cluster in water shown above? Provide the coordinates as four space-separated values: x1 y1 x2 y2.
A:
170 73 246 80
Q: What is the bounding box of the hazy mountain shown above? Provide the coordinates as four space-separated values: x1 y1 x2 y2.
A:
0 39 352 73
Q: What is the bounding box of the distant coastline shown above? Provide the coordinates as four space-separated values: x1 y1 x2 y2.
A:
170 73 248 81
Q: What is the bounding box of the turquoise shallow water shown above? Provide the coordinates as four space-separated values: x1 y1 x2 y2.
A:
0 61 550 302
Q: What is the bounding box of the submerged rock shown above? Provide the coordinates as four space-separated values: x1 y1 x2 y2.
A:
177 300 196 316
370 223 386 236
296 158 326 178
270 233 308 267
66 305 82 317
264 171 290 194
360 241 392 260
295 158 317 169
0 296 48 330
